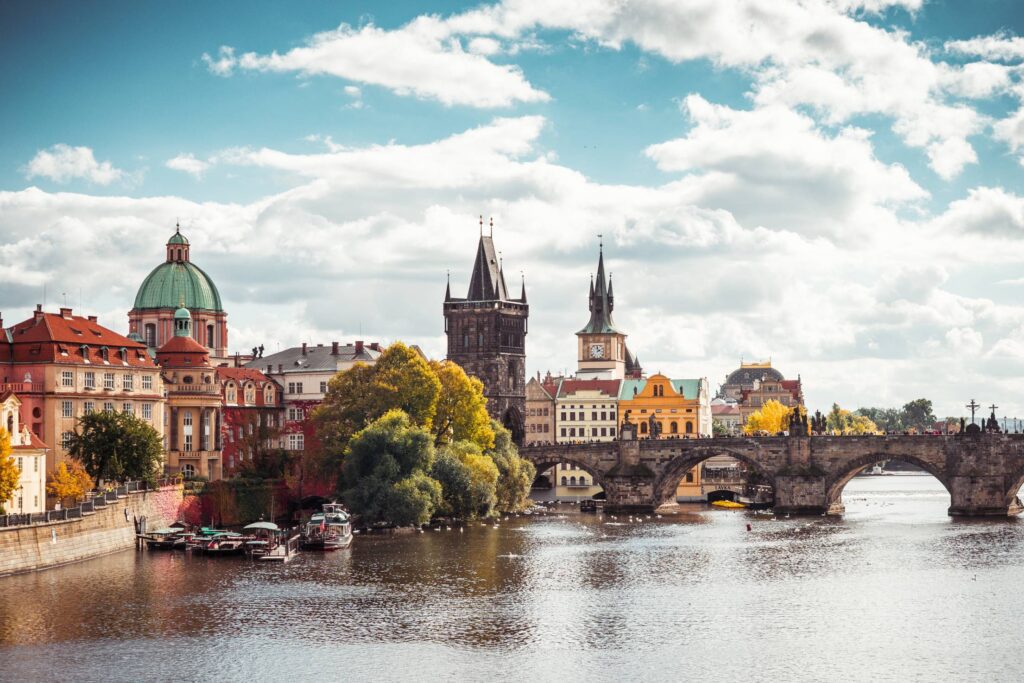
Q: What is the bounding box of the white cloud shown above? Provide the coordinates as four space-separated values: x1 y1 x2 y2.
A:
644 95 926 236
946 32 1024 62
931 186 1024 237
203 20 550 107
165 153 210 179
24 144 124 185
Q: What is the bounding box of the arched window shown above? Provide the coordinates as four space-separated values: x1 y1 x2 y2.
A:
640 422 648 434
685 422 694 434
264 386 275 404
144 323 156 347
226 383 236 403
207 324 215 348
182 463 196 478
561 476 567 486
580 477 588 486
570 476 577 486
670 421 678 434
244 383 255 404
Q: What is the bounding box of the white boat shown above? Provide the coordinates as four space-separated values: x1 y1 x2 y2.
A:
301 503 353 550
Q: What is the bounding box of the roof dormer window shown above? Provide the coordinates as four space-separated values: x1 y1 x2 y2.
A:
80 345 90 363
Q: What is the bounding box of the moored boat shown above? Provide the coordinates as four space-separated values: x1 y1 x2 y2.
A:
301 503 353 550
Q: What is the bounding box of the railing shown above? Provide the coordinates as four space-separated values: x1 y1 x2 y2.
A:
0 382 45 394
0 477 180 529
174 384 221 395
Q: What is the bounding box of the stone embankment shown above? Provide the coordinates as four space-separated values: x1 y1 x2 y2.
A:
0 484 183 577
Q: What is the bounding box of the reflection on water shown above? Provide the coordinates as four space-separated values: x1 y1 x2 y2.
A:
2 475 1023 681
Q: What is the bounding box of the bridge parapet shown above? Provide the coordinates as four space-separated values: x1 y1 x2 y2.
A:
520 434 1024 516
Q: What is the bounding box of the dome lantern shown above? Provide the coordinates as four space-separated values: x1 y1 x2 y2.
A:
173 303 192 337
166 223 190 263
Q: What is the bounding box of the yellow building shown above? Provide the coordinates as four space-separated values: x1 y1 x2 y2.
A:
618 374 712 502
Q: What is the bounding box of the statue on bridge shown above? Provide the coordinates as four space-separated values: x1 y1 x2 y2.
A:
620 410 636 441
788 406 812 436
648 413 662 439
811 410 827 435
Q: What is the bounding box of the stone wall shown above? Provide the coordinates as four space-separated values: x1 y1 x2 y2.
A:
0 484 183 578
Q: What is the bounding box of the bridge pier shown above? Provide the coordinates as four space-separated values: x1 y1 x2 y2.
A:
771 475 833 516
948 476 1022 517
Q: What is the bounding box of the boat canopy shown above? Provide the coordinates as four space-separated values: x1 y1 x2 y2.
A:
243 521 280 531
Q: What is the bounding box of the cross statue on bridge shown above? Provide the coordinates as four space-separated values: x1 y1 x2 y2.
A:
966 399 980 424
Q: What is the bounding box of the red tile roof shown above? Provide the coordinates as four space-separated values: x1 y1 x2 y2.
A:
558 379 621 398
2 309 154 367
217 367 274 384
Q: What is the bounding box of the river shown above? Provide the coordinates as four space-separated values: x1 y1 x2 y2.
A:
2 474 1023 681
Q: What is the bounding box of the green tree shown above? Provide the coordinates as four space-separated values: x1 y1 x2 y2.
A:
487 421 536 513
826 403 879 435
314 362 378 459
341 410 440 526
431 360 494 450
0 428 20 513
855 407 904 432
900 398 936 432
712 418 729 437
431 448 476 519
66 411 164 485
371 342 441 429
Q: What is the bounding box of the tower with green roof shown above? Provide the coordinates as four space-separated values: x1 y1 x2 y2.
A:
128 225 229 359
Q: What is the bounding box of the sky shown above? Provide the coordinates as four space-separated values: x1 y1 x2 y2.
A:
3 0 1024 419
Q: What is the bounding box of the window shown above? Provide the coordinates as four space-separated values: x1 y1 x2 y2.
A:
561 476 567 486
592 411 598 421
62 431 74 449
319 381 327 394
84 402 95 414
123 374 133 391
544 424 549 433
142 403 152 420
103 372 114 390
183 411 193 427
103 402 114 413
685 472 694 483
144 323 156 348
142 375 153 391
288 407 302 421
601 428 607 437
288 434 305 450
591 427 598 437
685 422 694 434
182 463 196 478
61 370 73 387
62 401 73 418
570 476 577 486
226 385 236 403
264 386 275 404
84 372 96 389
184 435 193 451
640 422 648 434
244 384 256 404
207 324 215 348
560 428 566 437
560 413 566 421
123 402 133 415
670 422 678 434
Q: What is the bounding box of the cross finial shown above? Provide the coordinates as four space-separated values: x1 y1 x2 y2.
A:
479 215 483 236
489 216 494 237
598 233 603 250
966 399 980 422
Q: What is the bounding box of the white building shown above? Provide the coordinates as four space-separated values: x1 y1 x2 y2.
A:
555 379 621 443
1 392 48 514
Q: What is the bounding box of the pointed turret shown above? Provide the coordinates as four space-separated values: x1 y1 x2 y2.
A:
466 235 510 301
445 272 452 302
520 273 527 303
578 242 619 334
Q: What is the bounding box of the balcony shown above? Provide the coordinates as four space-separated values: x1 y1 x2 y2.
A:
0 382 44 394
173 384 221 395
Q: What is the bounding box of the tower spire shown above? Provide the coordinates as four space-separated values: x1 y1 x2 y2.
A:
489 216 494 238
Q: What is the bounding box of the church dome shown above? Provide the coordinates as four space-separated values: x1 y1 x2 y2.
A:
132 229 223 312
725 364 784 386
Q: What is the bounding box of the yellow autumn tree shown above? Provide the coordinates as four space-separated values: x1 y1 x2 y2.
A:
430 360 495 451
0 428 20 513
47 460 94 507
743 399 792 435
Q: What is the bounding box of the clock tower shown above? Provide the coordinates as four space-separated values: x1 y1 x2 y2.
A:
576 243 631 379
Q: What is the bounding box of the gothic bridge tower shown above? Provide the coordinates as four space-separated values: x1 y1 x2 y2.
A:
444 218 528 444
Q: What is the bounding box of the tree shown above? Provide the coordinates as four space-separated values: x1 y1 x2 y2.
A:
430 360 494 450
66 411 163 485
341 410 440 526
47 460 94 507
0 428 20 514
370 343 441 429
901 398 936 432
314 362 379 459
855 407 904 432
431 449 476 519
712 419 730 437
826 403 879 435
487 421 536 513
743 400 791 434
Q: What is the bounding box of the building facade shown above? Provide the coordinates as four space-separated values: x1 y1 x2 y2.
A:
738 378 804 427
0 306 165 474
246 341 383 454
1 391 47 514
556 379 621 443
218 366 284 475
129 227 229 360
524 375 558 446
576 244 642 380
444 226 528 443
156 307 223 480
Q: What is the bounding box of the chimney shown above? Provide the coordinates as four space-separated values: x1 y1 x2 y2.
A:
0 312 4 329
234 352 240 367
355 340 364 354
87 315 97 323
33 304 44 321
277 364 283 373
331 341 339 355
266 365 272 374
301 342 307 356
60 307 72 319
369 342 380 351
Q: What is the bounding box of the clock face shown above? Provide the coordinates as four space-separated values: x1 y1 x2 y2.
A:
590 343 605 359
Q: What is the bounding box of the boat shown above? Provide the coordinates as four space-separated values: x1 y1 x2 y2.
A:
243 521 281 559
302 503 353 550
580 499 598 513
143 527 189 550
196 532 248 555
711 500 747 509
259 533 301 563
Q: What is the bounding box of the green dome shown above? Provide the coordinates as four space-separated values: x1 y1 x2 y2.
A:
174 305 191 320
168 229 189 246
133 261 223 311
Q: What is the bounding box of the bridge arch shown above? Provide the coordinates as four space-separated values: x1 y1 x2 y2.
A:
526 455 607 491
824 451 951 507
1001 463 1024 511
652 446 775 505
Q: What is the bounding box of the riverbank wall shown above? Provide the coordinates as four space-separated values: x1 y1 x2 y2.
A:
0 484 183 578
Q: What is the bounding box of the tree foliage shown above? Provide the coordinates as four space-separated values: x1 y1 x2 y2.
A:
66 411 164 484
712 418 730 437
743 400 791 434
855 398 935 433
431 360 494 450
826 403 879 435
341 410 440 526
0 428 20 513
47 460 94 506
487 420 535 513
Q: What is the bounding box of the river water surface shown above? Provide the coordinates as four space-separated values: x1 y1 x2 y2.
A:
2 475 1023 681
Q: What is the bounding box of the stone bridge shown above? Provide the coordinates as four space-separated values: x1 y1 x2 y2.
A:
520 434 1024 516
